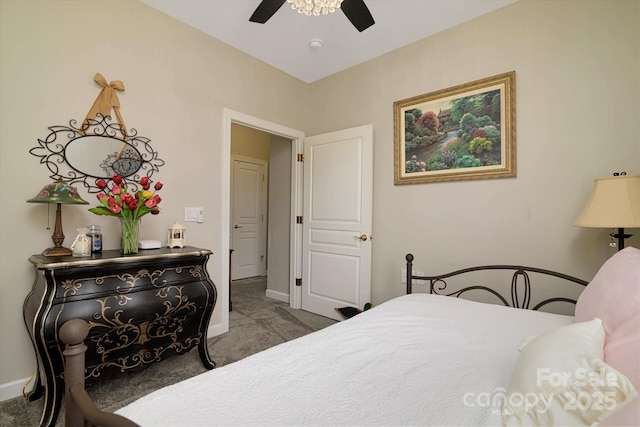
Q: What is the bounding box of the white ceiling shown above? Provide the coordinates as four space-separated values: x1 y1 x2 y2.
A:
140 0 518 83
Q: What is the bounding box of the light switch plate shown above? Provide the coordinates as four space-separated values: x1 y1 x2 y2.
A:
401 268 425 285
184 207 203 222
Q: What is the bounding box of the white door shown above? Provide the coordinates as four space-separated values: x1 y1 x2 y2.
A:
301 125 373 320
231 157 267 280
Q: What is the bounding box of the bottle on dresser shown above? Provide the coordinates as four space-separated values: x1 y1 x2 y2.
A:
87 225 102 253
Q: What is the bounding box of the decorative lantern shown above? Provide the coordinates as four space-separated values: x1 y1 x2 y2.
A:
167 220 187 248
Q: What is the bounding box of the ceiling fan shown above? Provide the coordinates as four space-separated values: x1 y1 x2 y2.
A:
249 0 375 32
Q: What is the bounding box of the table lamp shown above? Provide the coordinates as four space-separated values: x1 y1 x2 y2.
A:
573 173 640 250
27 179 89 256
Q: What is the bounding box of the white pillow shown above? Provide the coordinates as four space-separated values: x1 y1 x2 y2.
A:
501 318 637 426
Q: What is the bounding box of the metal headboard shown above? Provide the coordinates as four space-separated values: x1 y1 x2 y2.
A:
405 253 588 310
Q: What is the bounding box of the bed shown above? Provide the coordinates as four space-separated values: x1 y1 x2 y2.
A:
60 247 640 426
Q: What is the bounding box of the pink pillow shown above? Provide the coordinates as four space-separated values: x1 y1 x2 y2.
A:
600 314 640 426
574 247 640 334
575 247 640 425
605 313 640 387
599 399 639 426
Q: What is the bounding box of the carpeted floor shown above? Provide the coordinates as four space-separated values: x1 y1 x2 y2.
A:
0 276 336 427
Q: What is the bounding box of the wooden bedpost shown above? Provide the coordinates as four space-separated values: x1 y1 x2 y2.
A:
60 320 140 427
405 253 414 294
60 319 90 427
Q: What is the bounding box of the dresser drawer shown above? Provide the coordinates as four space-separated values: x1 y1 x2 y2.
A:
51 258 210 304
48 282 212 345
24 247 217 427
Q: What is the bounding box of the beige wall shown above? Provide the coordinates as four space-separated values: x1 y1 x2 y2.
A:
267 135 293 299
231 124 271 160
1 0 638 400
0 0 307 398
307 0 640 304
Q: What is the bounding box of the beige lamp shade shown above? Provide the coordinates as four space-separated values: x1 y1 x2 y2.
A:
573 174 640 228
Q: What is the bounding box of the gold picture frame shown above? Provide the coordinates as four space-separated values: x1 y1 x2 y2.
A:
394 71 516 184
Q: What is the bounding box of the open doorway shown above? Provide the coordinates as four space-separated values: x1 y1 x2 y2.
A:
230 124 292 304
219 109 373 335
221 109 305 339
230 128 269 281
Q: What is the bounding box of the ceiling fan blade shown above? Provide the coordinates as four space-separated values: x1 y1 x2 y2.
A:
249 0 287 24
340 0 375 32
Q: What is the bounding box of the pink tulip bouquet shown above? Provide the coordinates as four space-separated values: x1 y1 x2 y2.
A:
89 174 163 219
89 174 163 254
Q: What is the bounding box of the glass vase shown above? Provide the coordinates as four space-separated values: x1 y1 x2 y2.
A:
119 217 140 255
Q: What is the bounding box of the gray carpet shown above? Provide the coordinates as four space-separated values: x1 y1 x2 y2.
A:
0 276 336 427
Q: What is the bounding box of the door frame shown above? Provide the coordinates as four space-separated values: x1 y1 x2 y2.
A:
222 109 305 332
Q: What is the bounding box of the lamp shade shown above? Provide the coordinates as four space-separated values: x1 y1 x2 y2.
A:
27 179 88 257
27 179 89 205
573 174 640 228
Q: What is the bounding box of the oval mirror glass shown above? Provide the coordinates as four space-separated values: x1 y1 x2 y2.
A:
65 136 142 178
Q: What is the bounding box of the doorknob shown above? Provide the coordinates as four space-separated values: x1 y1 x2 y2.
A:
234 224 242 229
355 234 368 241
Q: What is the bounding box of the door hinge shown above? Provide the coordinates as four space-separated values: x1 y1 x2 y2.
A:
297 153 304 162
296 216 303 224
295 278 302 287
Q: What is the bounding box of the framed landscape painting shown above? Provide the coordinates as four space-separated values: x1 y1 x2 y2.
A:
394 71 516 184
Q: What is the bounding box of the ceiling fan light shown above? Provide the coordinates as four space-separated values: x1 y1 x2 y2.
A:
287 0 343 17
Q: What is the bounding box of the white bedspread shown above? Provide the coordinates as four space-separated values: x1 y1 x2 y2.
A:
116 294 572 426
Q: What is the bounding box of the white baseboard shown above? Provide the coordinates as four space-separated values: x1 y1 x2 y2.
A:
206 321 227 339
0 377 33 402
265 289 289 303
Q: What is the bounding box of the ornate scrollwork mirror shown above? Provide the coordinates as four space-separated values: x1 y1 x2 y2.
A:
30 114 164 193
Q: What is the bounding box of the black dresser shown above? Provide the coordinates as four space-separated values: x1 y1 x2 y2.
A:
23 247 217 427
